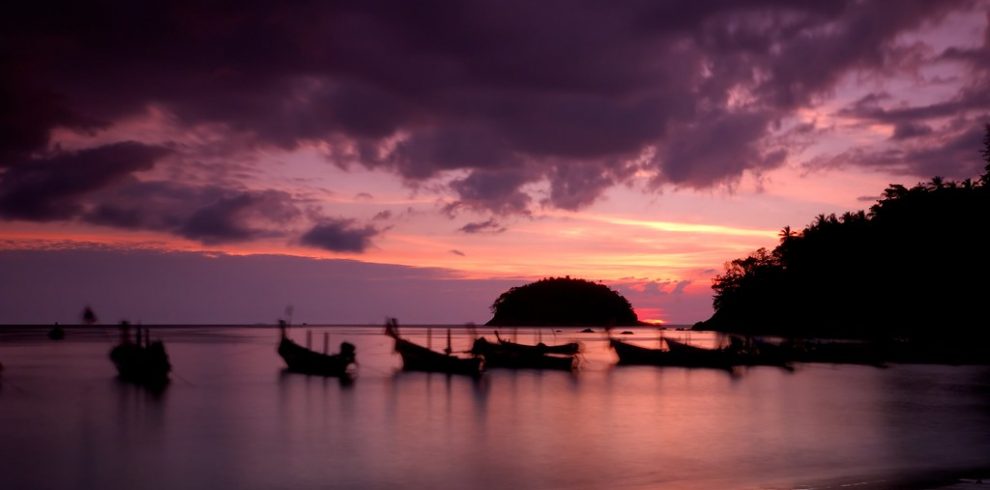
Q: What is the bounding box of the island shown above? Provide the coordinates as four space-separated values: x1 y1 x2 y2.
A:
486 276 640 326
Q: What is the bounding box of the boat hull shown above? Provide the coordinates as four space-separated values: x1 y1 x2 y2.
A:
278 337 355 377
109 341 171 385
393 337 482 376
609 339 734 370
472 338 575 370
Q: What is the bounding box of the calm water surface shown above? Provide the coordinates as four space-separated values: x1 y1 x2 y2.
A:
1 326 988 489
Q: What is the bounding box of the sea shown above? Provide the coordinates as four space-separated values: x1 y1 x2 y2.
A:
1 325 988 490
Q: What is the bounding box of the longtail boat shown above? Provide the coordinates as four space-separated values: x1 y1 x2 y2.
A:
609 337 734 370
492 331 581 355
471 337 576 370
385 319 482 376
109 321 171 386
277 320 356 377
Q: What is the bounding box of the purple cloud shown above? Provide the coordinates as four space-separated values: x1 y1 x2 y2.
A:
458 218 506 234
83 183 301 244
1 0 987 220
0 142 170 220
301 219 379 252
447 168 534 216
178 191 301 244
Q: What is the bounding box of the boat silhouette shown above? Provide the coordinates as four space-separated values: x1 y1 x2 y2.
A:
470 332 578 370
109 321 171 386
385 319 482 376
277 320 356 377
609 336 734 371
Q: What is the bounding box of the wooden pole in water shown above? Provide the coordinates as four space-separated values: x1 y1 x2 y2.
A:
307 330 312 349
323 331 329 354
446 328 452 355
513 327 517 342
427 327 432 350
538 327 543 344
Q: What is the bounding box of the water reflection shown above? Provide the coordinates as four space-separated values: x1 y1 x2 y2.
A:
0 326 987 489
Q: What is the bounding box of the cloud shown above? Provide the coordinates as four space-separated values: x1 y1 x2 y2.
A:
544 160 629 211
810 124 988 177
450 249 466 256
891 122 934 140
447 168 533 216
658 110 784 187
0 141 170 220
178 191 301 244
75 180 303 244
372 210 392 221
458 218 506 234
1 0 987 218
300 218 379 252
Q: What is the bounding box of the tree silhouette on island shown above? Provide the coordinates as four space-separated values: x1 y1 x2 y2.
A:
487 277 640 326
696 124 990 344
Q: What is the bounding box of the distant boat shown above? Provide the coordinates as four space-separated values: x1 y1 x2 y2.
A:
385 319 482 376
277 320 356 377
471 337 576 371
609 337 734 370
109 322 171 386
728 336 794 369
48 324 65 340
493 331 581 355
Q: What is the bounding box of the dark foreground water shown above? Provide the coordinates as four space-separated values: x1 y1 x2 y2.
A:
1 326 989 490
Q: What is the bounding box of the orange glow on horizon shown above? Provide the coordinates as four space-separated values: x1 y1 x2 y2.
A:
635 307 667 325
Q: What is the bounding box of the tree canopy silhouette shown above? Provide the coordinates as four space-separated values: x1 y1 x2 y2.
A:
698 125 990 340
487 277 639 326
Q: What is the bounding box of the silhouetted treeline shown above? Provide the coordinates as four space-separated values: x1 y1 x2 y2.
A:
487 277 639 326
697 125 990 340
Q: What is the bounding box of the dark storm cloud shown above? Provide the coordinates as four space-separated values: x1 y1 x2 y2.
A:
0 142 170 220
0 78 101 166
300 219 380 252
2 0 986 218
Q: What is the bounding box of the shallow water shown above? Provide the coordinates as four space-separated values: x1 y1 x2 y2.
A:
1 326 988 489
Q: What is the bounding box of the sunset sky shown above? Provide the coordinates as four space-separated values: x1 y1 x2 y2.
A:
2 1 989 325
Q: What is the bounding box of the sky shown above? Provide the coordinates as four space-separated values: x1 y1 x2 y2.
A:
2 1 989 325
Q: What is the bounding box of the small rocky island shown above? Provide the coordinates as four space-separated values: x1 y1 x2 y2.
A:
486 276 640 326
